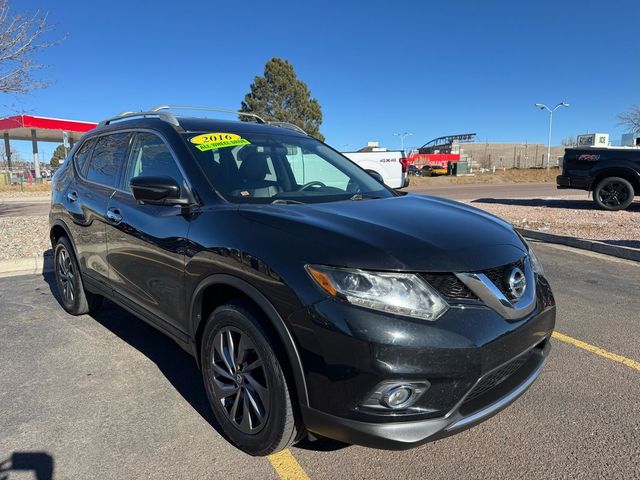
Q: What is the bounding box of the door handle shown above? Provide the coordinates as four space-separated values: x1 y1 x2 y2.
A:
67 191 78 203
106 208 123 224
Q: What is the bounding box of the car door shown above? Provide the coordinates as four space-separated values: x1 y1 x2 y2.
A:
65 133 131 289
105 131 191 335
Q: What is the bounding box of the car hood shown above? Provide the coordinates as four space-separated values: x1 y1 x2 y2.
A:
238 194 527 272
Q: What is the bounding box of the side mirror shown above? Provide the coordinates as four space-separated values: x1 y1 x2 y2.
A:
367 170 385 184
130 175 189 205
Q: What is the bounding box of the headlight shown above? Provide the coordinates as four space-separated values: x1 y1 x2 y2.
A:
528 247 544 275
305 265 448 321
516 231 544 275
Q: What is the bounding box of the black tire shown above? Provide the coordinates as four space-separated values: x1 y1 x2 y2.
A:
54 236 103 315
201 302 300 456
593 177 635 211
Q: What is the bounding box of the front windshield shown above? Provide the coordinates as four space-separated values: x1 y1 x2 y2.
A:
183 131 393 204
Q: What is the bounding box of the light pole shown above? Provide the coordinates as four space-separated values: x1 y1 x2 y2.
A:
393 132 413 152
534 102 569 168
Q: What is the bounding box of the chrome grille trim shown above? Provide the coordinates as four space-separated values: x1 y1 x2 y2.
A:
454 256 536 320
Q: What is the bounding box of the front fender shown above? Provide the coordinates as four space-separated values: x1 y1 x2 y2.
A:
189 273 309 407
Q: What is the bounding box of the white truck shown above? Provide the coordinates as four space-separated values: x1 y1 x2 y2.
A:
342 150 408 189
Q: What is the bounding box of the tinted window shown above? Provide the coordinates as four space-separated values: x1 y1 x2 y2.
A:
86 133 131 187
74 138 96 176
124 133 184 193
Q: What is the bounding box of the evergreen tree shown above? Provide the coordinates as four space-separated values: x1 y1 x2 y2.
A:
240 58 324 141
50 144 65 168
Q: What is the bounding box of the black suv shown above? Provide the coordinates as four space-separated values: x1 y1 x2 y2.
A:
557 147 640 210
49 106 555 456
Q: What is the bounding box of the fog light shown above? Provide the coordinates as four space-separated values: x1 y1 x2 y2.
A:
382 385 414 409
359 380 430 412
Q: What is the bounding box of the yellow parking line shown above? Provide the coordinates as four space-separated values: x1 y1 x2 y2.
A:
268 449 310 480
552 331 640 373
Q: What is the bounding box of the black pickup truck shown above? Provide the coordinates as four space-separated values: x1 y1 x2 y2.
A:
557 147 640 210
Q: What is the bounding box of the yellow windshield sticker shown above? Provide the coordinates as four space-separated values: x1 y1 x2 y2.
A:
190 132 250 151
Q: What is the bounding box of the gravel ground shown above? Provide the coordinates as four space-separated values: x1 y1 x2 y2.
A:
470 198 640 248
0 215 50 261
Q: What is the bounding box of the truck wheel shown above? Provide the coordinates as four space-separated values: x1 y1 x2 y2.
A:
201 302 300 456
593 177 634 211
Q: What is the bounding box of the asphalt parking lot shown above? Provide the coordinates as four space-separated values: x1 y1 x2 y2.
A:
1 242 639 479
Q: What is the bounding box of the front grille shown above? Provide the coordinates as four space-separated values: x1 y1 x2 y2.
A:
481 259 525 301
421 273 477 300
422 257 526 302
463 351 532 404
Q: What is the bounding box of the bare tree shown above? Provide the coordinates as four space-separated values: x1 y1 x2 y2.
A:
617 105 640 134
561 135 577 147
0 1 58 95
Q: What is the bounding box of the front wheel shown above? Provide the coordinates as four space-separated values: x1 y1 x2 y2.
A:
201 302 300 456
593 177 634 211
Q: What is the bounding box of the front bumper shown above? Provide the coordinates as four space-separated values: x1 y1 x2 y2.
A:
301 338 550 450
288 274 556 449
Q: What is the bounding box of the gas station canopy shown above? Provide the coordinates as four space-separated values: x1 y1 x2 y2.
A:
0 114 98 177
0 114 97 142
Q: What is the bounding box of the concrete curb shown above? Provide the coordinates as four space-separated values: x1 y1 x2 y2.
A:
0 253 53 278
517 228 640 262
0 196 50 204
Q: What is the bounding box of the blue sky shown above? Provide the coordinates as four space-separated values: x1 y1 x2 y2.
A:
9 0 640 162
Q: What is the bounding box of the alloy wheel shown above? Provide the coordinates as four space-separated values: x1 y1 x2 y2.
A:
598 181 629 207
57 247 75 304
209 326 270 434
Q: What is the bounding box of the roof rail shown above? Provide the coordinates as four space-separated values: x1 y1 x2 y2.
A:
98 106 309 135
150 105 266 124
267 121 308 135
98 110 180 127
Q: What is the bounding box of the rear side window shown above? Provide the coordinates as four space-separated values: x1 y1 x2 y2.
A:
73 138 96 176
86 133 131 187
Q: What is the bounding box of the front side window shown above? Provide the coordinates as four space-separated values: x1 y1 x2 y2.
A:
86 133 131 187
123 132 184 194
183 132 392 204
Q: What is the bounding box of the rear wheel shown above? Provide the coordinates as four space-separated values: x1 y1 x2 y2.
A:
593 177 634 211
201 302 300 456
54 236 103 315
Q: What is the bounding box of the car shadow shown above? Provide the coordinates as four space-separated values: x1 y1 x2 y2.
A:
41 270 224 439
0 451 54 480
471 197 640 212
41 267 350 453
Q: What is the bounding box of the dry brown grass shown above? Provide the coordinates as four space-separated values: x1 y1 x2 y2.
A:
410 167 559 186
0 183 51 192
0 183 52 199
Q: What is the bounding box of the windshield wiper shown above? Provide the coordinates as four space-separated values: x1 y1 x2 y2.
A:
271 199 305 205
349 193 382 201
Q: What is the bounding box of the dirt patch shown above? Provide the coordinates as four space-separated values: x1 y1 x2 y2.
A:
411 168 559 186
